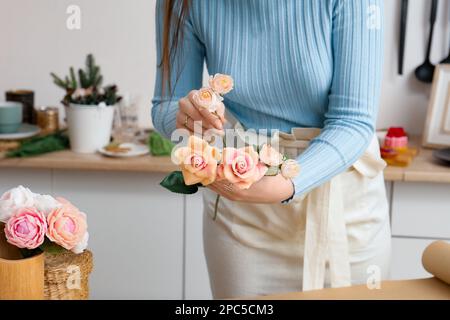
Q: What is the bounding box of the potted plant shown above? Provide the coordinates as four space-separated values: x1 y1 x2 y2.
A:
51 54 121 153
0 186 92 300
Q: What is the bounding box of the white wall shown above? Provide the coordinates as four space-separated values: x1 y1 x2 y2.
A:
0 0 156 128
1 0 450 133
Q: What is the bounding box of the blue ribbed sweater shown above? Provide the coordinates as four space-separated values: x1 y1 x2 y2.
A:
152 0 384 196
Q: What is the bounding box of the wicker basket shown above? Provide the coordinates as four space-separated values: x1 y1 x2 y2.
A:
44 250 93 300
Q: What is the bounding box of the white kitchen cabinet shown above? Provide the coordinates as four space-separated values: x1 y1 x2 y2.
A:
184 191 212 299
389 181 450 282
50 170 183 299
1 166 448 299
391 182 450 239
390 237 433 280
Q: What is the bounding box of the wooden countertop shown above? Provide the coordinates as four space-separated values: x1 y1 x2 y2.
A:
0 142 450 183
0 150 177 173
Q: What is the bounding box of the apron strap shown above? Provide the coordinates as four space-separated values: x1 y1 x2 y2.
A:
303 177 331 290
303 174 351 291
327 174 352 288
303 135 386 291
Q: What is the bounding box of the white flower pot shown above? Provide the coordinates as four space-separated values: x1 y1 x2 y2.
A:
66 103 115 154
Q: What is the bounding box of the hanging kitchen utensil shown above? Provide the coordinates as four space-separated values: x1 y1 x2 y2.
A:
398 0 409 75
415 0 439 83
441 1 450 64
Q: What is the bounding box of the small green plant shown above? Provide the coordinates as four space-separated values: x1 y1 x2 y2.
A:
51 54 121 106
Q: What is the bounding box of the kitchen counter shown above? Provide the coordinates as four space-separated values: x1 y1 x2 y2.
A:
0 150 177 173
1 140 449 299
0 142 449 182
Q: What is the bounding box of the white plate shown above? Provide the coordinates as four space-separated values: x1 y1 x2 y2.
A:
0 124 40 140
98 143 150 158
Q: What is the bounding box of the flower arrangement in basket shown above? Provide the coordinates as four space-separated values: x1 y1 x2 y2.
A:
0 186 92 300
160 74 300 218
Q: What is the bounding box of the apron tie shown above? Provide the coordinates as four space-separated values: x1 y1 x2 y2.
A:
302 135 386 291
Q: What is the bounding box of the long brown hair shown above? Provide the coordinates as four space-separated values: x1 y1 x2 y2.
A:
159 0 191 96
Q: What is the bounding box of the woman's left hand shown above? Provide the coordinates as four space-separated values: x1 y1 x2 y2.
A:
208 174 295 203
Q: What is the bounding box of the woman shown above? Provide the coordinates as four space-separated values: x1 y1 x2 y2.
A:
152 0 391 298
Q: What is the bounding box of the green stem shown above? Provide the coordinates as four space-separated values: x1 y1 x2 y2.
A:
213 194 220 221
211 131 226 222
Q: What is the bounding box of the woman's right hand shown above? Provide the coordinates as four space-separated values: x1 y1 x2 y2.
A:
176 90 226 135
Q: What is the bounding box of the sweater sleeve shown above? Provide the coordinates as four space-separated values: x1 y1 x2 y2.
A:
151 0 205 139
292 0 384 196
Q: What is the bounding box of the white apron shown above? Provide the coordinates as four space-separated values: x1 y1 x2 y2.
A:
202 126 392 298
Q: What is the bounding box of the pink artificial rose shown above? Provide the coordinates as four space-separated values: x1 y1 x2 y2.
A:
46 199 87 251
280 159 300 179
259 144 283 167
173 135 221 186
4 207 47 249
209 74 234 95
218 146 268 189
192 87 221 112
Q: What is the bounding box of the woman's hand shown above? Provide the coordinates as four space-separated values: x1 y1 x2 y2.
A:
176 90 226 135
208 174 295 204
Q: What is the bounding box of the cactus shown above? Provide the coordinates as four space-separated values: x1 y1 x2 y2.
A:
50 54 120 106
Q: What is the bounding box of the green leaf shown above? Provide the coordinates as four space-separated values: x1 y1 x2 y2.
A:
149 131 174 156
69 67 77 89
265 166 280 176
19 248 43 258
39 238 69 254
6 131 70 158
160 171 201 194
50 72 67 89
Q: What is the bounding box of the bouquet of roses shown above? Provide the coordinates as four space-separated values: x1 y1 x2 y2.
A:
160 74 300 217
0 186 88 255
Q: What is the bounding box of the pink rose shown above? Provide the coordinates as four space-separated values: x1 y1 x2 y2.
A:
209 74 234 95
281 160 300 178
218 146 268 189
192 87 221 112
259 144 283 167
46 199 87 251
173 135 220 186
4 207 47 249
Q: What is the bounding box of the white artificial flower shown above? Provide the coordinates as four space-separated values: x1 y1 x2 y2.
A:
0 185 35 222
72 231 89 254
33 193 62 216
0 186 62 222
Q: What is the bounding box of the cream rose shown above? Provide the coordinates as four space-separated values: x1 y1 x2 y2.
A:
209 74 234 95
46 199 88 252
192 87 221 112
173 135 221 186
281 160 300 179
259 144 283 167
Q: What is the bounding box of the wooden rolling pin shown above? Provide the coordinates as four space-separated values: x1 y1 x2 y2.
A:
422 240 450 285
